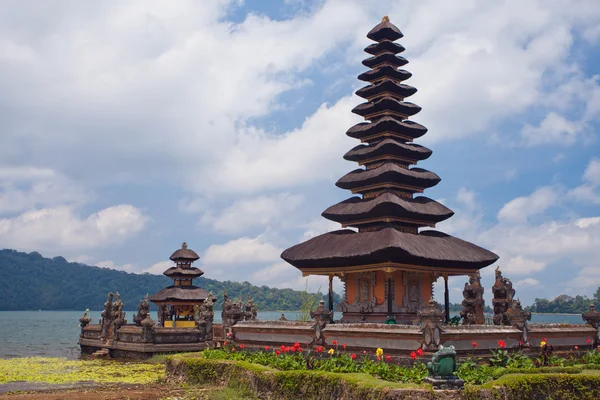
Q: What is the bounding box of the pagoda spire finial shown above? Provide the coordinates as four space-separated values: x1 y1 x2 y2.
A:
382 15 390 23
182 242 188 249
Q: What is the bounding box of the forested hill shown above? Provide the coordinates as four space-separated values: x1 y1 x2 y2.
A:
0 249 339 311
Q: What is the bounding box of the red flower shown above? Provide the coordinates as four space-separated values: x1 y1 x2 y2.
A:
587 339 592 344
385 355 392 363
542 338 547 342
377 356 381 361
332 340 338 346
472 341 477 348
574 346 579 350
342 344 347 350
363 350 367 355
518 341 524 346
416 348 423 356
294 342 300 348
265 346 270 351
316 346 323 353
296 347 303 353
498 340 506 349
239 344 245 349
276 350 281 355
351 353 357 360
232 348 236 352
223 341 227 345
280 345 286 351
410 351 417 360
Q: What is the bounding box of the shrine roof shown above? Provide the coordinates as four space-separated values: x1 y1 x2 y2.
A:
163 266 204 278
362 53 408 69
344 138 432 163
336 163 440 191
169 242 200 261
322 193 453 225
346 117 427 141
367 16 404 42
149 286 209 302
355 80 417 100
364 40 405 55
357 66 412 83
281 228 499 271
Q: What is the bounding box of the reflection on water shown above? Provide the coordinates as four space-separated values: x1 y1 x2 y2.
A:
0 310 584 359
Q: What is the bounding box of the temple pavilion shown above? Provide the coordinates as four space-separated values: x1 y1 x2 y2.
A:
149 242 210 328
281 17 499 323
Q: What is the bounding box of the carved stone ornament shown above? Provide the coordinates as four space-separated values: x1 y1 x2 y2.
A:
506 299 532 345
110 292 127 340
492 267 516 325
460 271 485 325
311 299 334 345
100 292 114 340
243 294 258 321
133 294 150 326
221 291 243 329
582 305 600 346
79 309 92 336
195 292 215 340
418 299 445 351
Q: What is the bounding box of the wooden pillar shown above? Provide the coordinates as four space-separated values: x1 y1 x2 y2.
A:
328 274 334 312
444 274 450 324
387 277 393 316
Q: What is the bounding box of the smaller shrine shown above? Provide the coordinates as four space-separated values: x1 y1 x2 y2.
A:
149 242 210 328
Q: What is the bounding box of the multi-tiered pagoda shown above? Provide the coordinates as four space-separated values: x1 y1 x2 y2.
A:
149 242 210 328
281 17 499 323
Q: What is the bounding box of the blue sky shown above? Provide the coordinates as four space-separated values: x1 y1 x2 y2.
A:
1 0 599 306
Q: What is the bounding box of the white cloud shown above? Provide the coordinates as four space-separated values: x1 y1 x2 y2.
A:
96 260 136 272
497 186 560 223
568 158 600 204
0 166 88 215
583 158 600 185
200 193 305 234
521 112 585 146
143 260 172 275
515 278 541 288
201 236 282 267
0 205 148 253
501 257 546 275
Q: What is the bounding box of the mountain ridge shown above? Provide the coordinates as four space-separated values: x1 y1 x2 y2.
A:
0 249 339 311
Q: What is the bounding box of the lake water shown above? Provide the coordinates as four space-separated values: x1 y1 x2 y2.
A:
0 311 585 359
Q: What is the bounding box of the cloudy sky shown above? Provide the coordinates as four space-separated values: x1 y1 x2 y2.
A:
1 0 599 306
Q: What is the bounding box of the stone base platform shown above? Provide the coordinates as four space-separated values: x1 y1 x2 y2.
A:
424 376 464 390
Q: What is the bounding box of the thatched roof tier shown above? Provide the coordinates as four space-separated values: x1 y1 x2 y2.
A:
346 117 427 141
356 80 417 100
336 163 440 191
169 243 200 261
163 266 204 278
365 40 405 56
149 286 209 303
367 17 404 42
362 53 408 69
322 193 454 225
352 97 421 119
358 66 412 83
281 228 499 272
344 139 432 164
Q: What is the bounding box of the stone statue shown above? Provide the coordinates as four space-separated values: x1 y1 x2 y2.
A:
279 313 288 321
583 305 600 346
506 299 532 345
79 309 92 336
100 292 114 340
424 345 464 390
195 292 215 340
243 295 258 321
157 305 168 327
110 292 127 340
221 291 243 328
418 300 445 351
492 267 516 325
460 271 485 325
133 295 150 326
310 299 334 345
